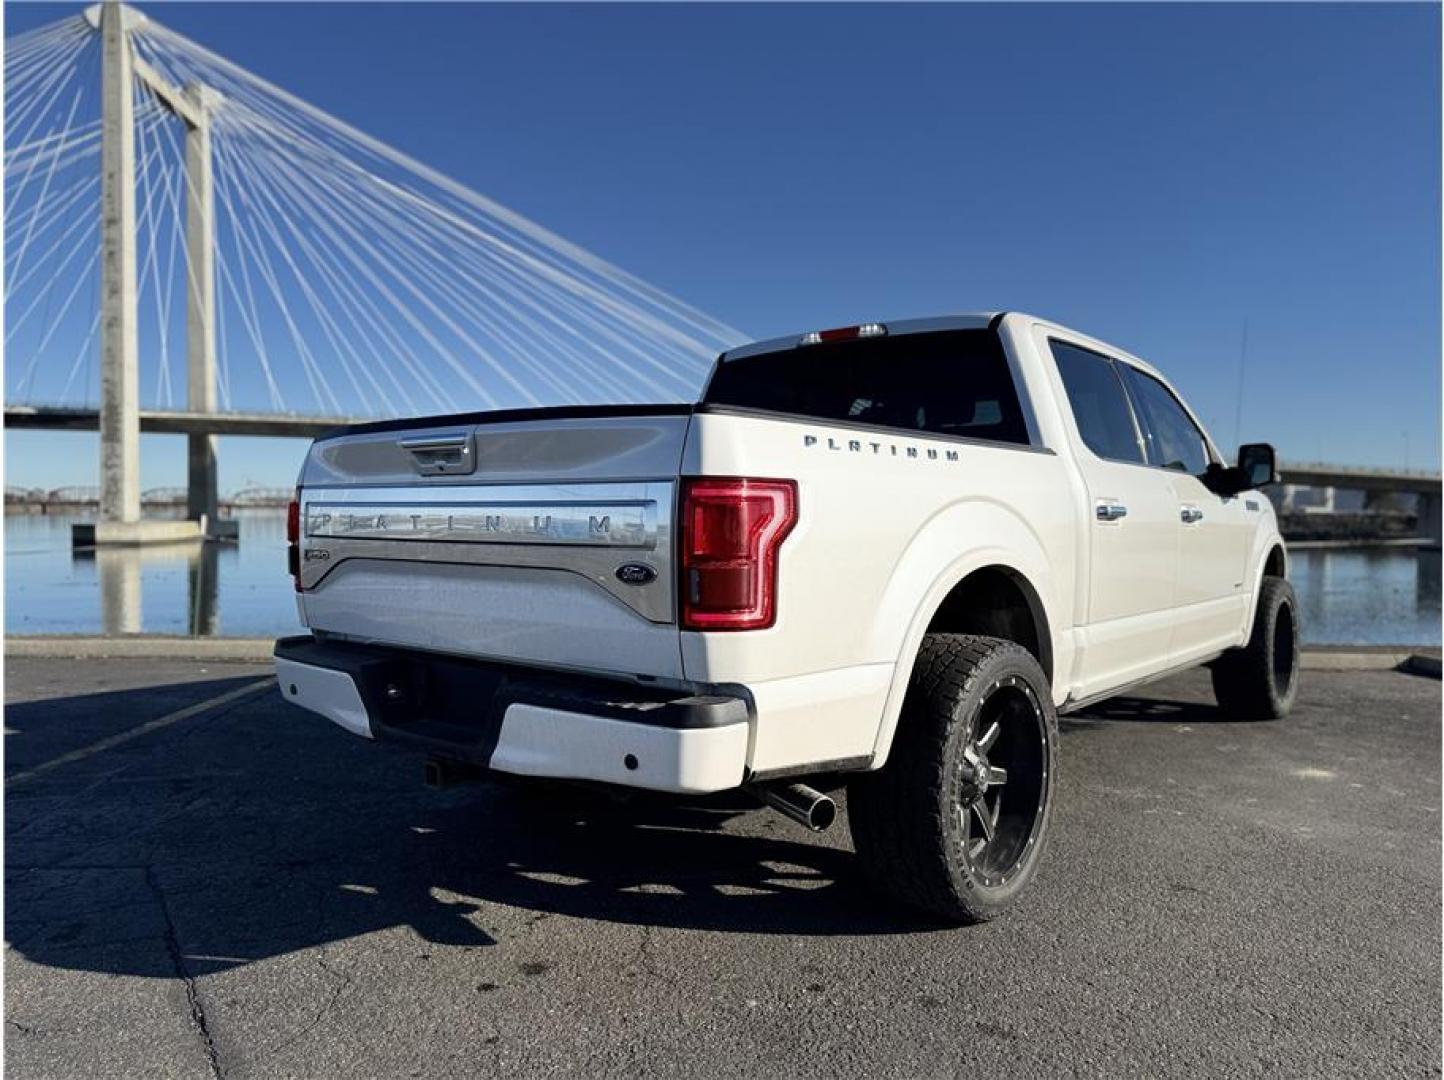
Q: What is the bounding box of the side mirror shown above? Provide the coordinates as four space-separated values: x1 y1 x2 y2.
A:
1236 443 1278 490
1203 443 1278 497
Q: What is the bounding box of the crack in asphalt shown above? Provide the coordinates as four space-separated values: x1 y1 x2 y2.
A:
636 922 679 989
146 865 224 1079
259 948 354 1063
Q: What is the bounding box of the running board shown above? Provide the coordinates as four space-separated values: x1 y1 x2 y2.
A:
1060 651 1224 716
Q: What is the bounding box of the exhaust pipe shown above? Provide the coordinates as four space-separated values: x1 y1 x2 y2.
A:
424 757 483 789
747 781 836 832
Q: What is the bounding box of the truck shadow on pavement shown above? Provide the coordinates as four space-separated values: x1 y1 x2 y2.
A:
8 676 951 980
1066 692 1273 727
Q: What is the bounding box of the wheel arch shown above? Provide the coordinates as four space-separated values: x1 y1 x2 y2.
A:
1263 543 1287 579
924 565 1054 684
869 558 1059 770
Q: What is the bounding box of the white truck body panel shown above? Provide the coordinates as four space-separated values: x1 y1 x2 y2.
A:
279 312 1285 793
490 704 749 794
679 406 1076 773
275 655 373 739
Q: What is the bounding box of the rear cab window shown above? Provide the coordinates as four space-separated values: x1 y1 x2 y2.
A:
703 329 1032 446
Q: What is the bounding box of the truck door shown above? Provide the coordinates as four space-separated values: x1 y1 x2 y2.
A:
1116 364 1252 662
1047 339 1180 699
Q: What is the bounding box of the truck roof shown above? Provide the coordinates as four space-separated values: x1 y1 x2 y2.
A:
722 312 1173 388
720 313 1001 362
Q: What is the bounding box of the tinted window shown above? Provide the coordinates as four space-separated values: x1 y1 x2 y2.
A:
703 330 1030 445
1119 366 1210 474
1050 341 1143 463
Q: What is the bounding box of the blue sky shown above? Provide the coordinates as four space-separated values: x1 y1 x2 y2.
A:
5 1 1440 490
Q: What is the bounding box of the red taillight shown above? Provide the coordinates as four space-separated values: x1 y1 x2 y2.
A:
679 477 797 631
287 494 302 591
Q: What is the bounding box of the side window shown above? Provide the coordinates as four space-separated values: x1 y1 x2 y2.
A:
1118 367 1210 475
1049 341 1144 463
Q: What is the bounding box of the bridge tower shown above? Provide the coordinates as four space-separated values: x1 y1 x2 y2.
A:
95 1 140 531
180 81 222 526
77 2 219 545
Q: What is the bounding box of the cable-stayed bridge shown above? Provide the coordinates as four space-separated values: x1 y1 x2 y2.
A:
4 3 744 542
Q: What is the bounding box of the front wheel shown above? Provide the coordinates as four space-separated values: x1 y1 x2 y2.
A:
1211 575 1300 719
848 634 1057 923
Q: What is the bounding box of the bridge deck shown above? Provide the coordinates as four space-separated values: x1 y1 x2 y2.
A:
4 406 364 439
6 406 1440 495
1277 464 1440 494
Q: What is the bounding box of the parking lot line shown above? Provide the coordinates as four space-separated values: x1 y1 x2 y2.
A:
8 677 275 785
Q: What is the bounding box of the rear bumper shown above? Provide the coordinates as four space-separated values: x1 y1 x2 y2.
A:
273 635 750 794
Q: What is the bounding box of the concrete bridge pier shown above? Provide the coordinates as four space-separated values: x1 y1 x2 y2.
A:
1418 491 1442 551
181 82 233 540
77 3 211 546
184 79 218 530
78 3 201 546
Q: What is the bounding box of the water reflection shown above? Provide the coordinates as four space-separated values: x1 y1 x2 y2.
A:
96 547 141 635
70 539 220 635
3 510 1441 644
1288 547 1441 645
191 538 220 635
5 510 294 638
1419 551 1441 611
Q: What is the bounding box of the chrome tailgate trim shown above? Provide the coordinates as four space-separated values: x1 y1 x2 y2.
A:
298 482 674 623
305 500 653 547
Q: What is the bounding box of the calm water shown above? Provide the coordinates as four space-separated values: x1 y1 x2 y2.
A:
5 510 300 638
4 511 1440 645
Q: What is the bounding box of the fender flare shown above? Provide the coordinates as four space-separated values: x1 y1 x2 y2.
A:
867 550 1060 769
1239 529 1289 640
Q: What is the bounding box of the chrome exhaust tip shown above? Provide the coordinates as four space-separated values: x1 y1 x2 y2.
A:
747 781 837 832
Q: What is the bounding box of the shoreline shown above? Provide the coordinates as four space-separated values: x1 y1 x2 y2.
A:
1286 537 1436 550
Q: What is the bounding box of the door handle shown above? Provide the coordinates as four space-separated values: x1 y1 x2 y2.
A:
399 431 475 476
1180 506 1204 524
1096 502 1128 522
398 432 472 452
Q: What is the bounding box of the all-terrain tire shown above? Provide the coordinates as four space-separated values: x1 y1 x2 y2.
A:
1211 576 1300 719
848 634 1058 923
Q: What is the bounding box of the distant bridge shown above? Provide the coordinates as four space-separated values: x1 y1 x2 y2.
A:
1276 462 1441 549
4 4 741 543
1278 462 1441 496
6 482 289 508
4 404 358 438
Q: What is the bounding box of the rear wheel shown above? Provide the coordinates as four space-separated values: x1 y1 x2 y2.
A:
848 634 1057 923
1211 576 1300 719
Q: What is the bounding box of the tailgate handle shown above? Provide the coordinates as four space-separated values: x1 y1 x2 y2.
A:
399 432 475 476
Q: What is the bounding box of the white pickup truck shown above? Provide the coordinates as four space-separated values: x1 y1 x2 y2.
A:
275 312 1299 922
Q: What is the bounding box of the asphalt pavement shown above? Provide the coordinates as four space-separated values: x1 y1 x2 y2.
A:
5 656 1440 1077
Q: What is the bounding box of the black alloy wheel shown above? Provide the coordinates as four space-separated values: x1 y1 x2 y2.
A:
950 673 1050 890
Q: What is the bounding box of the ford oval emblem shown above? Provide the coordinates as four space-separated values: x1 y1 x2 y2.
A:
615 563 657 586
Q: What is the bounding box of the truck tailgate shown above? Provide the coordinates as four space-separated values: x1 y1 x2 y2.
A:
296 409 689 680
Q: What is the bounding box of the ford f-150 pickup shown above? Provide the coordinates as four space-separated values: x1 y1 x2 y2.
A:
275 312 1299 922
